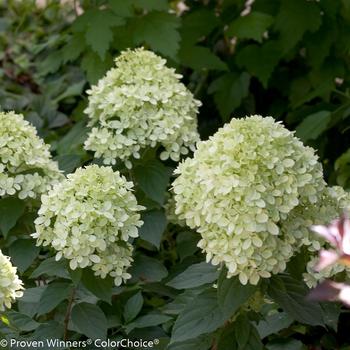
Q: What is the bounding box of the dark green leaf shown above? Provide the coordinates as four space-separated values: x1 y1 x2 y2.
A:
275 0 322 52
167 262 218 289
71 302 107 339
256 312 293 338
139 210 167 249
134 160 171 205
236 41 281 87
108 0 133 17
227 12 274 42
268 274 325 326
9 239 40 273
176 231 199 261
208 72 250 120
132 12 180 59
125 313 172 333
170 288 223 343
7 312 40 332
168 334 212 350
124 291 143 323
295 111 331 141
129 254 168 283
30 257 69 279
234 314 263 350
179 45 227 71
81 269 114 304
266 338 304 350
217 273 257 320
37 282 72 316
0 197 25 237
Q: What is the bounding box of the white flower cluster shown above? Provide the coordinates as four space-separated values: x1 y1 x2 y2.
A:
301 186 350 287
32 165 144 286
0 250 23 311
172 115 327 285
84 48 201 168
0 111 63 199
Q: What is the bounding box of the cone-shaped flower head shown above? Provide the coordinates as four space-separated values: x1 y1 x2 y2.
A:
0 111 63 199
0 250 23 310
172 115 326 285
32 165 144 286
84 48 201 168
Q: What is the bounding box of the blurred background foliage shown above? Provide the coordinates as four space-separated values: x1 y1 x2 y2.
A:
1 0 350 348
1 0 350 187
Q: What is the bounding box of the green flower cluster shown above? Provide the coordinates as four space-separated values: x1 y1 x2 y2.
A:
84 48 201 168
0 250 23 311
172 115 328 285
0 111 63 199
32 165 144 286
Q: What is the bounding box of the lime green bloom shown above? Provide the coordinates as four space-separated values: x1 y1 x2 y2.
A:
84 48 201 168
0 111 62 199
32 165 144 286
172 115 326 285
0 250 23 310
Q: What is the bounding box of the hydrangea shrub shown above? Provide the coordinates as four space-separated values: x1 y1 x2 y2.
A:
84 48 201 168
0 250 23 311
32 165 144 286
0 111 63 199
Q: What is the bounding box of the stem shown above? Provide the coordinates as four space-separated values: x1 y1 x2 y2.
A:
63 288 76 341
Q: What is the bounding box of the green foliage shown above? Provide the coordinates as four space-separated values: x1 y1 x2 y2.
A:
0 0 350 349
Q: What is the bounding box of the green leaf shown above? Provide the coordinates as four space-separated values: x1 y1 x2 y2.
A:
73 9 124 59
176 231 199 262
71 303 107 340
108 0 133 17
124 291 143 323
133 0 168 11
54 154 81 174
7 312 40 332
81 269 114 304
81 51 113 84
132 12 180 59
53 80 85 103
266 339 304 350
274 0 322 52
139 210 167 249
9 239 40 273
134 160 171 205
236 41 281 87
167 262 218 290
56 121 88 155
37 282 73 316
62 32 86 63
295 110 331 141
268 274 325 326
180 9 220 45
30 257 69 279
217 273 257 320
0 197 25 237
170 288 223 343
227 12 274 42
234 314 263 350
208 72 250 120
168 334 212 350
217 323 237 350
179 45 227 71
129 254 168 283
31 321 64 341
125 313 172 333
256 312 293 339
